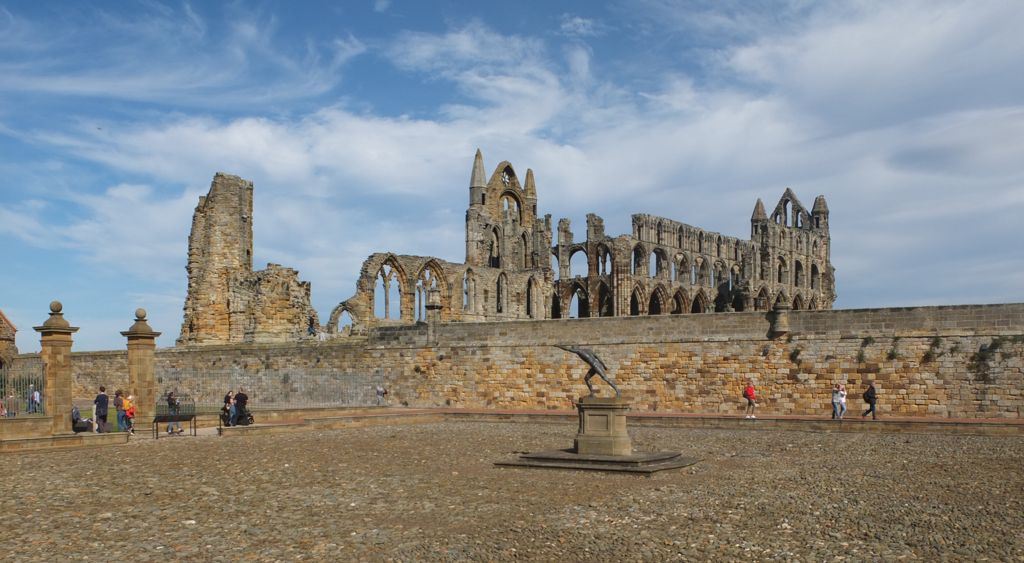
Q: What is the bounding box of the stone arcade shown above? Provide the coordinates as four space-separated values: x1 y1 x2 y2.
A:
178 150 836 344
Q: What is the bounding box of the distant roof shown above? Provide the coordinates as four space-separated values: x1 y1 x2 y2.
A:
0 309 16 332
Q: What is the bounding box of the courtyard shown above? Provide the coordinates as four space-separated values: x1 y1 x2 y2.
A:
2 421 1022 561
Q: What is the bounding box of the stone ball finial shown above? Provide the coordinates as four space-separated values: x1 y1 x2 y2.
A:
135 308 147 321
50 300 63 313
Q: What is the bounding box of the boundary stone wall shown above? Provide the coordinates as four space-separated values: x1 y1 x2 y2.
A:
12 303 1024 418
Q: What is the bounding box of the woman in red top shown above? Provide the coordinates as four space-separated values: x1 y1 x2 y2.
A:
743 381 757 419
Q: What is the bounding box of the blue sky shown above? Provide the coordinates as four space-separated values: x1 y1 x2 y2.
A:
2 0 1022 352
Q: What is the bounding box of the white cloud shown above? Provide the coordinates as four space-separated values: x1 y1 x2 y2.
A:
0 4 365 108
559 15 601 38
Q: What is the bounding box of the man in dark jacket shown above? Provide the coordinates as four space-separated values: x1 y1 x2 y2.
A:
231 388 249 426
862 382 878 420
93 386 109 433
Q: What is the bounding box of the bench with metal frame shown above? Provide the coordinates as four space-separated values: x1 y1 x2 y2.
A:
152 394 197 439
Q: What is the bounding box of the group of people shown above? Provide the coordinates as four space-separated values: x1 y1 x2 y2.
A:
91 386 136 434
741 380 879 420
0 385 42 417
221 388 249 427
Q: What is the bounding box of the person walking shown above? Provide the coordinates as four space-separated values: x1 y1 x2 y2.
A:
166 391 183 435
831 384 841 419
743 380 757 419
862 382 878 420
93 386 109 433
838 384 848 419
113 390 126 432
375 384 387 406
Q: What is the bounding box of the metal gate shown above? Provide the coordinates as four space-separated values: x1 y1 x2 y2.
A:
1 364 46 417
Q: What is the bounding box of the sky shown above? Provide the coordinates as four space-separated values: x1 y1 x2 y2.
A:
1 0 1022 353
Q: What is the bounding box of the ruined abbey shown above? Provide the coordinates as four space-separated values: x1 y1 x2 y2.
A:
178 151 835 345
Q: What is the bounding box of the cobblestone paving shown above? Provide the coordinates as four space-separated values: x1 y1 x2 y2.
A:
2 422 1022 561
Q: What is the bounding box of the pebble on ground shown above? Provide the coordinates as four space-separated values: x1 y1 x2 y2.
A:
2 422 1022 561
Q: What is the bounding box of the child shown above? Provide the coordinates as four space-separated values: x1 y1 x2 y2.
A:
124 395 136 435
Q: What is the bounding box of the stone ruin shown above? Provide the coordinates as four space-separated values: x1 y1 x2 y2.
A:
178 151 836 345
177 174 317 345
0 309 16 369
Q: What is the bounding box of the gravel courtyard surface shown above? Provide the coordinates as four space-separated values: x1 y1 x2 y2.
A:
3 422 1022 562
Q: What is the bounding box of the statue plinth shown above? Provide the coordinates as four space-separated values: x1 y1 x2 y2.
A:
574 396 632 456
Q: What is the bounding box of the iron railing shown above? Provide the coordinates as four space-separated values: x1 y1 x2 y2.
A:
1 365 46 417
153 368 382 411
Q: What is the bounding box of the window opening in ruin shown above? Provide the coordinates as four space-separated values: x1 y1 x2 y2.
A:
597 283 613 317
481 193 486 205
521 234 530 268
732 293 746 312
649 252 658 278
777 258 787 284
657 222 664 244
730 266 740 292
794 261 804 287
648 291 662 315
756 288 769 311
501 194 521 223
496 273 507 314
691 294 705 313
337 311 354 337
782 200 790 226
811 264 820 290
815 217 820 228
793 295 803 310
551 293 562 319
488 229 501 268
415 266 439 322
569 286 589 318
716 236 722 257
551 252 560 280
698 233 704 253
632 245 645 276
700 260 710 286
527 278 535 318
463 271 472 311
690 264 698 285
597 246 611 276
677 230 684 249
629 290 641 316
569 249 588 278
670 260 676 282
671 293 684 314
374 263 402 320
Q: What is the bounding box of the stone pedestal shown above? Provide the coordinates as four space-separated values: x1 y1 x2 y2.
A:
574 396 632 456
121 309 161 424
33 301 78 436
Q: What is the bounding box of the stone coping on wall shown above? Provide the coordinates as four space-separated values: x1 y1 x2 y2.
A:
0 431 129 453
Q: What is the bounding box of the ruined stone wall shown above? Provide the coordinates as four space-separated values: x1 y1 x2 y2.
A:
0 309 17 367
17 303 1022 418
178 174 314 345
